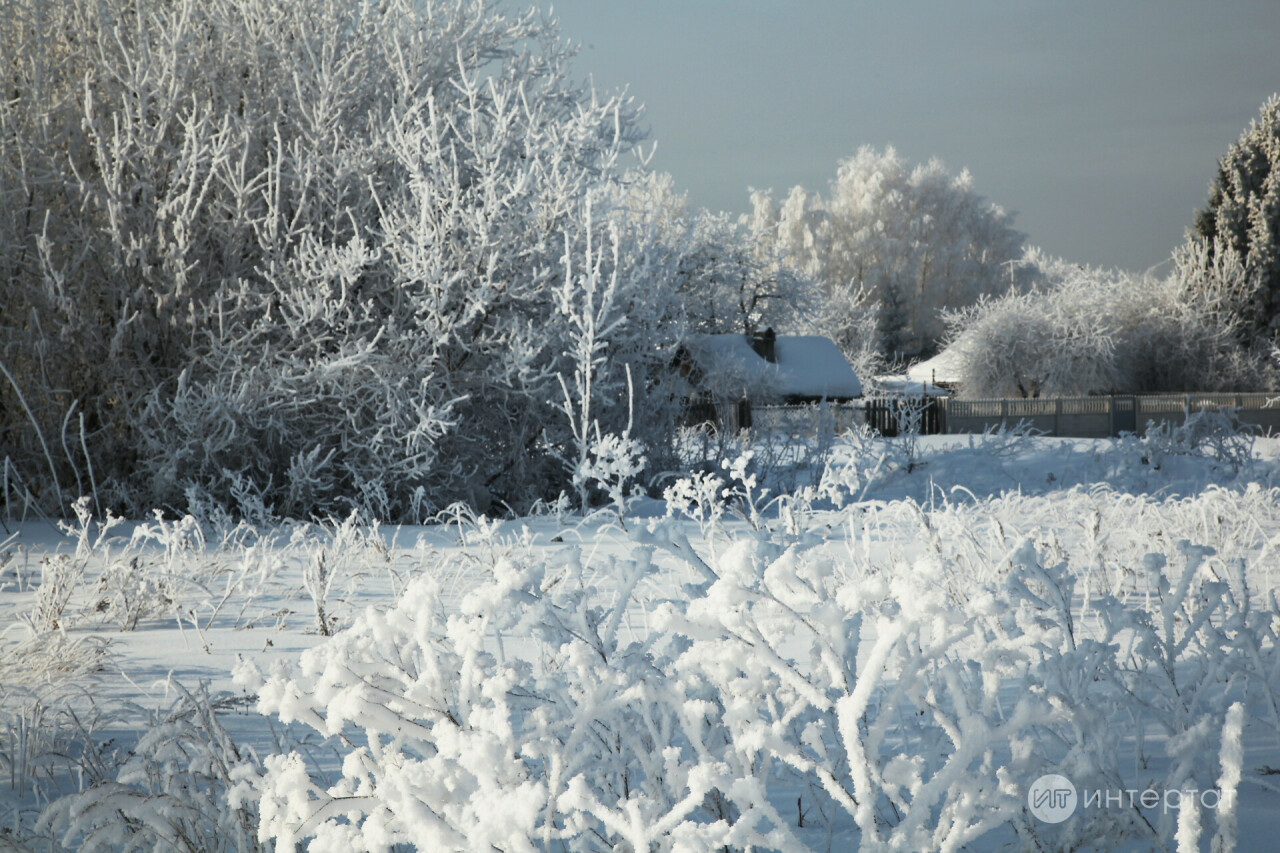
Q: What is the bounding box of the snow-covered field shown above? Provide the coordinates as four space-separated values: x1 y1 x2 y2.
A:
3 427 1280 851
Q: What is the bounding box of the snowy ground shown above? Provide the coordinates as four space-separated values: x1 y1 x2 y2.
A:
2 428 1280 851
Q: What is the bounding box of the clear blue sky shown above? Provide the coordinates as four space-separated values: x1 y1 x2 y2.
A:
548 1 1280 272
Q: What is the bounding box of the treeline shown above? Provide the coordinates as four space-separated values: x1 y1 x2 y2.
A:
0 0 790 520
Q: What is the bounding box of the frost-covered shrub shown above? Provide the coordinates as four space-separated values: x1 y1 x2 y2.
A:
25 497 121 631
27 555 84 634
88 510 224 631
662 464 731 537
296 510 390 637
92 555 177 632
663 453 771 534
39 684 266 853
235 488 1280 852
235 545 754 851
1141 408 1256 472
809 423 893 507
0 632 111 807
1 472 1273 851
949 253 1270 398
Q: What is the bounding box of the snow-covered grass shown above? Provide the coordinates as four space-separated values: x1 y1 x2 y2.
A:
2 430 1279 851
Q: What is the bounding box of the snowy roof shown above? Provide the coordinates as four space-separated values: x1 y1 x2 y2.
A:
907 334 972 387
685 334 862 401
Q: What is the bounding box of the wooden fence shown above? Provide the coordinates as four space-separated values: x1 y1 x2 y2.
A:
717 393 1280 441
938 393 1280 438
862 396 945 437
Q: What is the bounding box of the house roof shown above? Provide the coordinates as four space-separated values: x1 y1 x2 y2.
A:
685 334 863 401
906 333 973 388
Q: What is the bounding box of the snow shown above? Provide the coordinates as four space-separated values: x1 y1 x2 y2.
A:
3 430 1280 850
689 334 862 400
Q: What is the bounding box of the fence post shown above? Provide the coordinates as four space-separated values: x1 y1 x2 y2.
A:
1054 398 1062 436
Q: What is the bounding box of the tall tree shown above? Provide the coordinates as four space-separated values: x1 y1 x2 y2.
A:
1189 94 1280 341
751 147 1028 363
610 171 805 337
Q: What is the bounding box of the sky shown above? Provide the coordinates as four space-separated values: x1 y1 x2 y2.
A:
547 1 1280 273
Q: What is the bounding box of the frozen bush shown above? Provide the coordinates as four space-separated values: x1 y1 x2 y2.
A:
92 556 177 632
235 487 1280 852
39 684 265 853
235 544 771 851
949 253 1271 398
27 556 84 633
0 630 113 837
1141 408 1256 471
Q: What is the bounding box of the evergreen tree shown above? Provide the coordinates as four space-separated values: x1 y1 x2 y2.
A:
874 272 913 364
1189 94 1280 340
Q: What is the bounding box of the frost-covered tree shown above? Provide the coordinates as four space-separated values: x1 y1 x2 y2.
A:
0 0 690 519
611 171 806 336
751 147 1028 363
949 253 1269 398
1188 94 1280 341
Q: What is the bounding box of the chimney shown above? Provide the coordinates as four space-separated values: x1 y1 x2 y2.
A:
749 327 777 363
